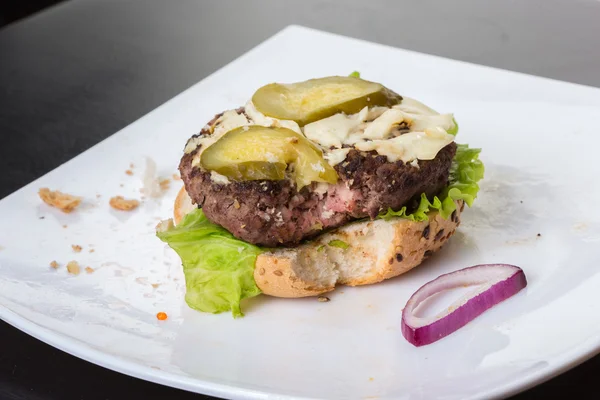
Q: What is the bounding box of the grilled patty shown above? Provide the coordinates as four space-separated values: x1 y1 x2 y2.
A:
180 116 456 247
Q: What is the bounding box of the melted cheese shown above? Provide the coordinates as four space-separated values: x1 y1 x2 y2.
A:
244 101 302 134
362 108 405 139
301 96 455 164
304 111 364 148
210 170 231 184
189 110 250 166
354 129 454 162
214 110 249 136
324 148 351 166
189 96 456 169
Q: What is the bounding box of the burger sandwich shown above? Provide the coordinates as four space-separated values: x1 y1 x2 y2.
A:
157 74 484 317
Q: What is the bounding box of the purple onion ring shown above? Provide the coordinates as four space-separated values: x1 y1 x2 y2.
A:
401 264 527 347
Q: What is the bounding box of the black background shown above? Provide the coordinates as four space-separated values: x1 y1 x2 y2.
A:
1 1 599 399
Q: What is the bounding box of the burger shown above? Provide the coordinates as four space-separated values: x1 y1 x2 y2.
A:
157 74 484 317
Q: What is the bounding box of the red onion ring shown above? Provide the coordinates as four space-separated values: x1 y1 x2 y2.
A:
401 264 527 347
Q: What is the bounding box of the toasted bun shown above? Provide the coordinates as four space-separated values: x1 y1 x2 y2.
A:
174 186 196 223
174 187 463 298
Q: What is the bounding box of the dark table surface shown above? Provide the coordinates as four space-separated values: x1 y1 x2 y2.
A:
1 1 599 399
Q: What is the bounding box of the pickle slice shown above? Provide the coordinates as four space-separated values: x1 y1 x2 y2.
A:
215 161 287 181
200 126 338 188
252 76 402 126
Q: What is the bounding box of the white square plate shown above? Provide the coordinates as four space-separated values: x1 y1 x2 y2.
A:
1 26 600 400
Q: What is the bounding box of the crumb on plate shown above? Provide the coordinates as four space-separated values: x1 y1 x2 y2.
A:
172 173 181 181
159 178 170 191
72 244 82 253
129 163 135 169
109 196 140 211
151 283 160 289
89 248 95 253
125 169 134 176
50 260 59 269
85 266 95 274
38 188 82 213
62 224 68 228
66 260 80 275
317 296 330 303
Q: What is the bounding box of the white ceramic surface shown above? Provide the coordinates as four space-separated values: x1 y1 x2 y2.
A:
1 26 600 400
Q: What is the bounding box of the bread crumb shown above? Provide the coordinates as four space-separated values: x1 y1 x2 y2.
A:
72 244 82 253
85 266 94 274
317 296 330 303
172 173 181 181
66 261 80 275
129 163 135 169
109 196 140 211
38 188 82 213
89 249 95 253
50 260 59 269
62 224 68 229
159 178 170 191
151 283 160 289
369 377 375 382
125 169 134 176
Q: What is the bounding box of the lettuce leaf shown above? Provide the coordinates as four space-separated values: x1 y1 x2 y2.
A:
328 239 350 249
349 71 361 78
448 118 459 136
156 210 262 317
380 143 484 221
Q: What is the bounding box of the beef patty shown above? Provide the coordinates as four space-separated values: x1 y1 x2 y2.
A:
179 115 456 247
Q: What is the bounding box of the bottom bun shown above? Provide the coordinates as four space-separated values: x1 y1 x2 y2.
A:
174 186 463 298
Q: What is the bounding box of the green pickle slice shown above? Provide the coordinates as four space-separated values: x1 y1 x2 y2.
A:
252 76 402 126
201 126 338 189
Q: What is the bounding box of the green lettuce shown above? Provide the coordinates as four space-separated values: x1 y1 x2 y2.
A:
328 239 350 250
156 210 262 317
380 143 484 221
349 71 361 78
448 118 459 136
